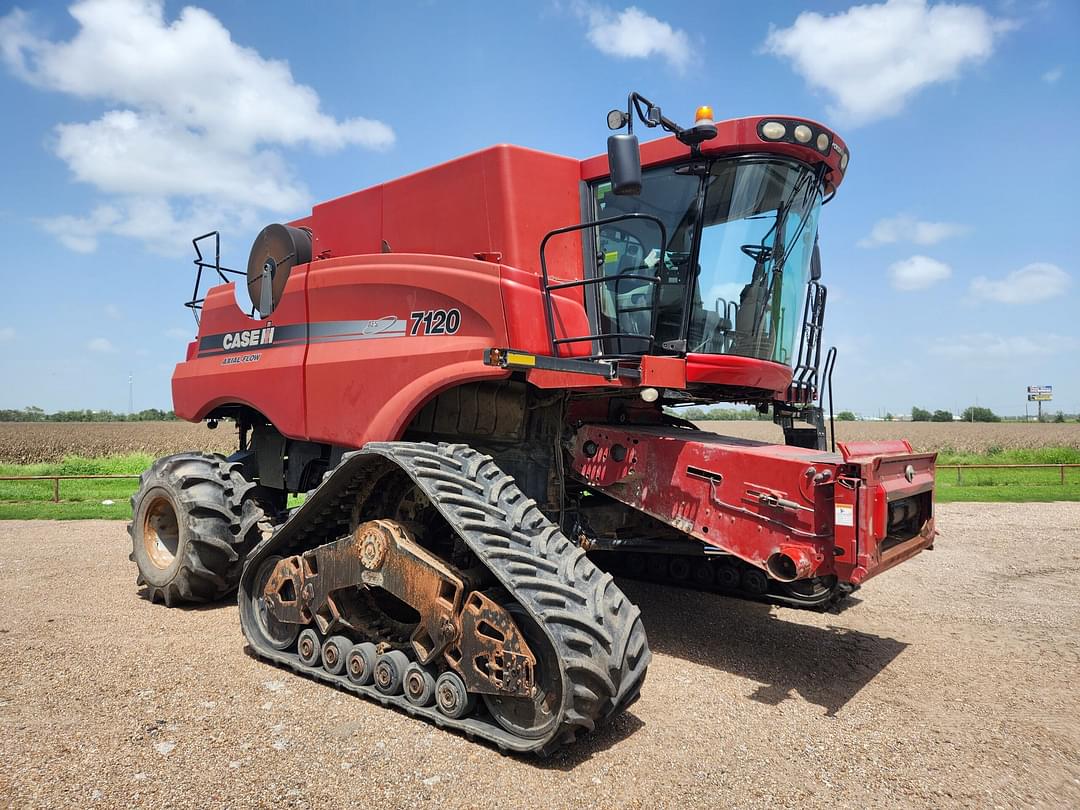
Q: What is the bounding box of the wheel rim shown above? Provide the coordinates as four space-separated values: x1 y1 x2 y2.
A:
405 671 425 700
251 556 301 650
482 603 563 740
142 494 180 569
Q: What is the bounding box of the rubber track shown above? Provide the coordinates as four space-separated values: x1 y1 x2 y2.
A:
237 442 651 755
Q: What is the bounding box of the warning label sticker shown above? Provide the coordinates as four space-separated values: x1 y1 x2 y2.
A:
835 504 854 527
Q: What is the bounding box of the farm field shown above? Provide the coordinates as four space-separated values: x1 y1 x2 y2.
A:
2 420 1079 464
697 419 1080 453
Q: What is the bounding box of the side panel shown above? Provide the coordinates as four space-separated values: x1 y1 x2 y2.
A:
303 255 512 448
172 272 309 438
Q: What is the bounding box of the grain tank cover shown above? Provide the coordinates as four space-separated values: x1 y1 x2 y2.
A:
246 224 312 317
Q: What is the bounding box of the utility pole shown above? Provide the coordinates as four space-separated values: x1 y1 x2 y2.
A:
128 374 134 415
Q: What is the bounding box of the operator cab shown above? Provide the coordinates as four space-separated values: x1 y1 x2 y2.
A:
547 94 847 403
591 155 822 365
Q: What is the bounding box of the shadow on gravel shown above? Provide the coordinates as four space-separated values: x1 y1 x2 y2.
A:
135 587 235 611
620 579 907 717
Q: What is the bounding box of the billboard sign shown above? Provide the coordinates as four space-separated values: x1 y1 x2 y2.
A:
1027 385 1053 395
1028 394 1053 402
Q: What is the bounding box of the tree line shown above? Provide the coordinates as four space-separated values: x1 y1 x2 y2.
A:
0 406 178 422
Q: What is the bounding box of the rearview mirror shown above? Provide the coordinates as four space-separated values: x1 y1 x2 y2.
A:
810 240 822 281
607 133 641 196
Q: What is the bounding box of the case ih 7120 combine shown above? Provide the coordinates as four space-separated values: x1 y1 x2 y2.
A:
129 94 936 755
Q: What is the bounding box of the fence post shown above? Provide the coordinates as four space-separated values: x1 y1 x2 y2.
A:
53 477 60 503
1062 465 1066 486
956 466 961 485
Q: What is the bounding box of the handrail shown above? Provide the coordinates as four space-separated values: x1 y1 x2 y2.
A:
539 213 668 360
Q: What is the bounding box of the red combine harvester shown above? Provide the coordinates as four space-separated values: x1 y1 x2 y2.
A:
129 93 936 755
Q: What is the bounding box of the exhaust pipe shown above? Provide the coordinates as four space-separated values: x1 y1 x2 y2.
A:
766 547 814 582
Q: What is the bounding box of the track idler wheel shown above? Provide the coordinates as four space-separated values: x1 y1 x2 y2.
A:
481 603 561 740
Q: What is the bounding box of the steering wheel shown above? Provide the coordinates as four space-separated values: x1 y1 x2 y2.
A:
741 244 773 262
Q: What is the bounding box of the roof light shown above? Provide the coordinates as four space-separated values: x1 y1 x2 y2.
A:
840 152 849 171
694 105 714 125
761 121 786 140
793 124 812 143
816 133 830 152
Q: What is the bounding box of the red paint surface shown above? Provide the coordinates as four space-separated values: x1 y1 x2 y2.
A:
685 353 791 394
570 425 936 586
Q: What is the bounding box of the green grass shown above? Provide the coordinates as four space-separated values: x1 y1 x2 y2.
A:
0 453 150 520
1 449 1078 519
934 447 1080 502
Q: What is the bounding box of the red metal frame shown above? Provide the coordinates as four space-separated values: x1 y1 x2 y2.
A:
172 112 932 592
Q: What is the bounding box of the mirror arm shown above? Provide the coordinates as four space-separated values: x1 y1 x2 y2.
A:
626 91 686 139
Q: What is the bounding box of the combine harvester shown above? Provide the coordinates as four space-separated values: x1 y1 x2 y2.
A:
129 93 937 755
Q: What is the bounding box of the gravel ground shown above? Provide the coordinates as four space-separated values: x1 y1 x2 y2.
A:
1 503 1078 809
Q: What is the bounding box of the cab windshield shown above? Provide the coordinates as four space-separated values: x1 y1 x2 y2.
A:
593 156 823 365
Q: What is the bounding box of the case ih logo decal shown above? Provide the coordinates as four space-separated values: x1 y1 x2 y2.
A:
197 312 460 359
222 326 276 351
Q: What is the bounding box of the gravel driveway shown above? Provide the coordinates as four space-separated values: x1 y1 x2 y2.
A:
1 503 1078 809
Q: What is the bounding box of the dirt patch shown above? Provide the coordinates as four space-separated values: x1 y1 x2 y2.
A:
2 420 1077 464
1 503 1077 808
0 422 236 463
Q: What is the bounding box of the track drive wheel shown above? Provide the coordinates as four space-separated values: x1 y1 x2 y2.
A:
128 452 270 606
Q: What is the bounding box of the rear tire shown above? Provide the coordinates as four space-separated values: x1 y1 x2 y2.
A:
128 452 270 606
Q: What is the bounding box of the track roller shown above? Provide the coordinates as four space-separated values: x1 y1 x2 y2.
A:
297 628 321 667
668 556 691 581
716 564 740 590
740 568 769 596
346 642 378 686
374 650 410 695
403 662 438 707
692 560 714 587
321 635 351 675
435 671 475 719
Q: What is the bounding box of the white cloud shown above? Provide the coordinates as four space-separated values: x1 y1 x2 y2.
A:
1042 66 1063 84
88 337 115 353
969 262 1070 304
0 0 394 255
763 0 1012 125
104 303 121 320
859 214 969 247
929 333 1077 359
0 326 14 341
578 5 690 71
889 255 951 291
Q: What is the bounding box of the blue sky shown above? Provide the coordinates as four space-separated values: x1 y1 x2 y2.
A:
0 0 1076 417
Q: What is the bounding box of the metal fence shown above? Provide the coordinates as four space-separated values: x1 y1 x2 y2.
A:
0 474 140 503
